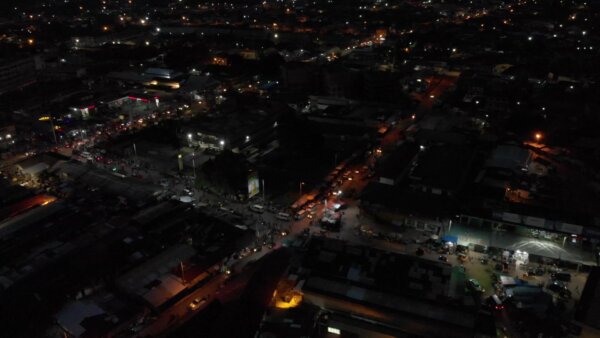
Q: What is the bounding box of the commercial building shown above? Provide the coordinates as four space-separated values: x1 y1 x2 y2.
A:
259 237 495 338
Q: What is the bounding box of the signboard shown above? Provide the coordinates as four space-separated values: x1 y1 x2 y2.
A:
583 227 600 239
557 223 583 235
248 172 260 198
502 212 522 224
524 216 546 229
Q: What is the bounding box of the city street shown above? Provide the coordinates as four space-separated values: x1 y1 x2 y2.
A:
136 273 227 337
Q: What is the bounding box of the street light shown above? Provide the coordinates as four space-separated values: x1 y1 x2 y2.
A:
300 181 304 196
534 132 543 142
192 152 196 178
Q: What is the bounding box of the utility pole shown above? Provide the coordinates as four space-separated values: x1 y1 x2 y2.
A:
192 153 196 178
180 261 186 284
50 117 58 144
39 115 58 144
262 179 265 203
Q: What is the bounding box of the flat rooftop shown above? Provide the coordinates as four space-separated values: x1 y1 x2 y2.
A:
409 144 475 192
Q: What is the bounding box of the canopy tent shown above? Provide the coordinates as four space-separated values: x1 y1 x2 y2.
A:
441 235 458 244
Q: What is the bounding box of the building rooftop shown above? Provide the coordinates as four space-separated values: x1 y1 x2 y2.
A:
51 161 162 203
409 144 475 193
287 237 493 337
485 144 532 171
115 244 196 309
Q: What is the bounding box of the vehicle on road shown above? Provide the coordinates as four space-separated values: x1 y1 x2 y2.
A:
81 151 93 160
276 212 291 221
295 209 307 220
438 255 448 262
547 280 571 298
483 294 504 312
234 224 249 231
551 272 571 282
219 206 234 214
527 267 545 276
249 204 265 214
466 278 485 293
189 297 208 310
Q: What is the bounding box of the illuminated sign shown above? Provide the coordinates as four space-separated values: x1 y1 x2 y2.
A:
248 172 260 198
327 327 341 335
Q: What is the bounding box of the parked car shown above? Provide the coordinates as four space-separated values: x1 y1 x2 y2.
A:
551 272 571 282
547 281 571 298
456 245 469 254
466 278 485 293
527 267 545 276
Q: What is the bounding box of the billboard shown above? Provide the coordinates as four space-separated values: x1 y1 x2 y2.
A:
248 172 260 198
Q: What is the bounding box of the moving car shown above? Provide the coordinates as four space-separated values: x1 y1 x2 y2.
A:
295 209 307 220
483 294 505 312
249 204 265 214
276 212 291 221
189 297 208 310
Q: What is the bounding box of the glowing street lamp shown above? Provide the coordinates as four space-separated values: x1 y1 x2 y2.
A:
534 132 543 142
